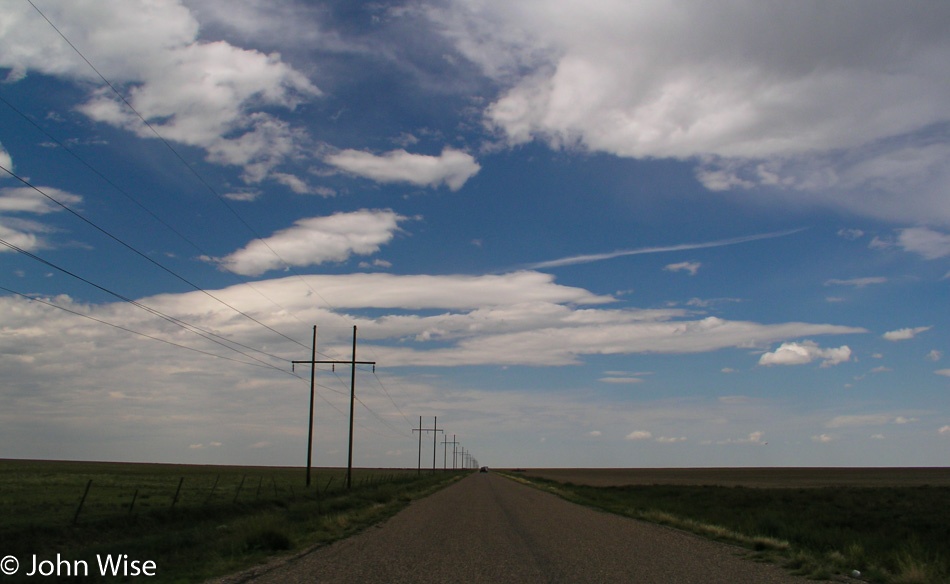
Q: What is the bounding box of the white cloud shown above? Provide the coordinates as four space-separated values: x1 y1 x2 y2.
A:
758 341 852 368
626 430 652 440
0 269 872 465
935 369 950 378
0 186 84 252
827 414 916 429
883 326 932 341
812 434 835 443
324 148 481 191
824 277 887 288
655 436 686 443
598 377 644 384
272 173 330 196
437 1 950 157
0 141 12 172
940 426 950 435
215 209 406 276
926 350 943 362
431 1 950 225
715 431 766 445
664 261 700 276
0 187 82 214
897 227 950 259
526 228 803 269
444 2 950 159
837 229 864 241
0 0 320 184
588 430 601 437
375 316 863 367
358 259 393 269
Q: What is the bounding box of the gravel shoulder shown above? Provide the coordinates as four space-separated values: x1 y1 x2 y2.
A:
210 472 828 584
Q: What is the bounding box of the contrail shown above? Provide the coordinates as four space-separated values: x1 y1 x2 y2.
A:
524 228 807 269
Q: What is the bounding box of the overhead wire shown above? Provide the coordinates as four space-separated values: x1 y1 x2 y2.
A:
25 0 354 355
0 236 289 372
0 91 312 349
0 162 302 363
0 286 273 369
23 0 420 442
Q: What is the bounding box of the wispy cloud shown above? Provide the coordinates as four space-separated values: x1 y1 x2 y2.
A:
664 261 701 276
825 277 887 288
883 326 932 341
524 228 806 270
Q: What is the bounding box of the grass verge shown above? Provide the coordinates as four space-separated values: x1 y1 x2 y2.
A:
500 472 949 584
0 460 467 583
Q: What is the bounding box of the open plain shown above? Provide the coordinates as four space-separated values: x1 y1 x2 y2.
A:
515 466 950 488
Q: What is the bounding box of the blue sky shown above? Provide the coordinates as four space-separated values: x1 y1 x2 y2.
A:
2 0 950 469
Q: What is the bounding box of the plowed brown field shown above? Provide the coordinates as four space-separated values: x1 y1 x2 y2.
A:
513 467 950 487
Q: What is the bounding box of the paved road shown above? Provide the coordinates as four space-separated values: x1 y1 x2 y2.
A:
220 473 820 584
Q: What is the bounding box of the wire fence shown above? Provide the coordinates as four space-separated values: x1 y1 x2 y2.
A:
0 462 418 530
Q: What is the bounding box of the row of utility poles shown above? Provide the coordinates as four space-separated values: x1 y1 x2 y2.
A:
293 325 479 490
413 416 479 473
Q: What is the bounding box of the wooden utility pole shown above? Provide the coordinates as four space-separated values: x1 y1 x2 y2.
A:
291 325 319 487
412 416 442 474
293 325 375 489
441 434 458 470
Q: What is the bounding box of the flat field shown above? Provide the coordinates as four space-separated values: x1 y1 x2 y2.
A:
0 459 464 583
508 468 950 583
516 467 950 487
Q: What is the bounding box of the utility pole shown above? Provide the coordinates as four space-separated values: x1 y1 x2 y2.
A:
444 434 459 470
432 416 442 471
293 325 375 489
412 416 442 474
291 325 318 487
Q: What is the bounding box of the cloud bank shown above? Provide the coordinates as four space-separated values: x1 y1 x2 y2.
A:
429 0 950 224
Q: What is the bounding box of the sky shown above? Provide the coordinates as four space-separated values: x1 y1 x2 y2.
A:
1 0 950 469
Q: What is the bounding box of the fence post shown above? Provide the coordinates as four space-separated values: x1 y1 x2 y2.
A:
234 475 246 503
205 474 220 505
128 488 139 515
73 479 93 525
171 477 184 508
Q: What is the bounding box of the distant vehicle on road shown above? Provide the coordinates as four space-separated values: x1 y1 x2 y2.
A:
479 466 489 473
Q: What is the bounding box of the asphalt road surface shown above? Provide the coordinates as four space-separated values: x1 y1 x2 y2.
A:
219 472 821 584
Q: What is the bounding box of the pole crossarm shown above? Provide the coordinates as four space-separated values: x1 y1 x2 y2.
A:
293 325 376 490
292 359 376 368
413 415 443 473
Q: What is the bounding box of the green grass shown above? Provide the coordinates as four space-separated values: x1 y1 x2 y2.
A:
0 460 467 583
503 473 950 584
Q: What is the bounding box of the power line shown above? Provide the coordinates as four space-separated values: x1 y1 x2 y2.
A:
0 286 275 369
0 90 313 347
0 237 288 371
25 0 353 343
0 160 307 353
24 0 420 436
